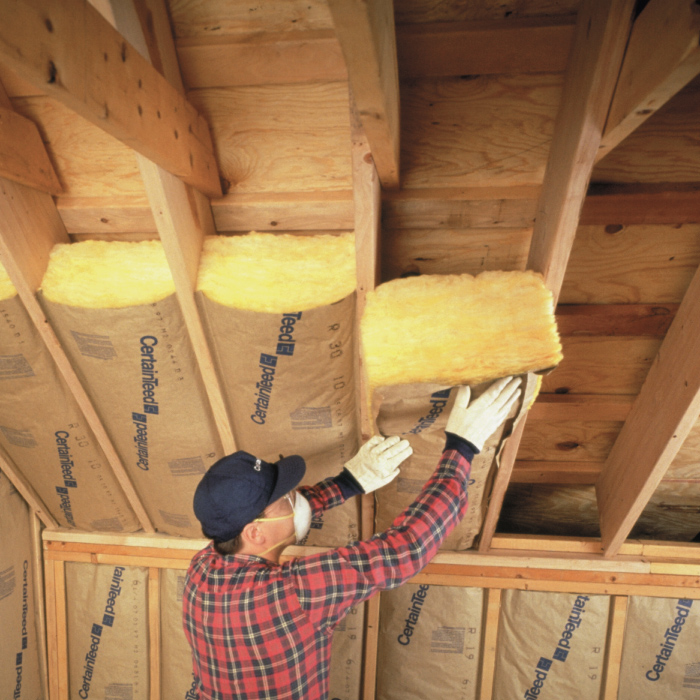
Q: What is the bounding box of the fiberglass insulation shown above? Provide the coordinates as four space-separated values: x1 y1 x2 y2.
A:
361 271 561 549
40 241 224 538
196 232 360 547
0 262 138 532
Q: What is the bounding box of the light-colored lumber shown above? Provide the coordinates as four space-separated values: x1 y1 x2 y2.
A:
44 527 207 551
0 177 154 532
511 460 603 484
0 445 57 527
597 263 700 556
177 30 347 88
398 17 574 78
518 420 621 463
478 588 501 700
362 595 381 700
43 553 59 700
327 0 400 189
148 567 161 700
528 394 632 422
402 75 560 190
54 561 68 700
31 514 50 700
99 0 236 454
0 0 221 197
489 534 643 556
527 0 635 301
651 562 700 576
597 0 700 163
601 596 628 700
560 224 700 306
540 336 662 396
0 79 62 194
641 541 700 559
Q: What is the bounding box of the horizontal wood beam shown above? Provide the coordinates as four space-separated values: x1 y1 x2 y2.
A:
0 0 221 197
597 0 700 162
512 460 602 484
0 79 62 194
328 0 400 189
582 182 700 225
529 394 632 422
597 262 700 556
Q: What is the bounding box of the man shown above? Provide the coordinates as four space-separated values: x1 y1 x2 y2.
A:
183 376 522 699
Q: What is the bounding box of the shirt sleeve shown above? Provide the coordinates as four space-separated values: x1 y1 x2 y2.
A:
298 469 364 517
287 446 472 633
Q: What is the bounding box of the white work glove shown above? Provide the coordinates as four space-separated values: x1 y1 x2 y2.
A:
445 376 522 452
344 435 413 494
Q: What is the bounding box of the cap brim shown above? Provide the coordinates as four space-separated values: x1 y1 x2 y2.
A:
269 455 306 504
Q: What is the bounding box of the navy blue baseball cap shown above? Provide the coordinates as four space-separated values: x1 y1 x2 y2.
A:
193 451 306 542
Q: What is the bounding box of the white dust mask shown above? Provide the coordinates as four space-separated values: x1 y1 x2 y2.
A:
255 490 312 556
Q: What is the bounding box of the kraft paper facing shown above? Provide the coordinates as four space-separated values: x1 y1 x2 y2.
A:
0 470 42 700
618 596 700 698
376 584 484 700
40 294 225 537
197 292 360 547
494 589 610 700
373 373 540 549
328 604 364 700
66 563 149 700
0 294 139 532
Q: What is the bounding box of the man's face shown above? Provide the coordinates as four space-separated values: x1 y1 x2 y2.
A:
258 490 296 543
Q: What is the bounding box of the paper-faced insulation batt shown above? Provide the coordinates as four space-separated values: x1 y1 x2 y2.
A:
40 241 224 537
0 264 138 531
196 232 360 547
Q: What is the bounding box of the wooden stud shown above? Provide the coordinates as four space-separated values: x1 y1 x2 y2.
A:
0 0 221 197
601 596 628 700
511 460 603 484
489 534 643 556
480 0 637 552
148 567 161 700
597 263 700 556
478 588 501 700
54 560 69 700
0 79 62 194
362 595 381 700
328 0 400 189
43 552 59 700
597 0 700 162
31 514 50 700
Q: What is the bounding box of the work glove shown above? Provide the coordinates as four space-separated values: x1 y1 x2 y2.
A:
344 435 413 494
445 376 522 452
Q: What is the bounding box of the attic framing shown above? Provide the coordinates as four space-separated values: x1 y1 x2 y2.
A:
1 0 700 698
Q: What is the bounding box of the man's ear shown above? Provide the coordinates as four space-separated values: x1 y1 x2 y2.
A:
240 521 266 546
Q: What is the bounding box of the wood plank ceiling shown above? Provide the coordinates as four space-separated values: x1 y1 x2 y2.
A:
1 0 700 557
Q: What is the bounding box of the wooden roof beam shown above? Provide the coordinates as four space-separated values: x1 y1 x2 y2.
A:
597 262 700 556
328 0 400 189
478 0 637 552
97 0 237 454
0 0 221 197
596 0 700 163
0 79 62 195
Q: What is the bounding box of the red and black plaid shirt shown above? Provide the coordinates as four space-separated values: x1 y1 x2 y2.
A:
183 447 471 700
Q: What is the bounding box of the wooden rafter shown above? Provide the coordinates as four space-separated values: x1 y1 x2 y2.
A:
97 0 237 454
596 0 700 163
327 0 400 189
478 0 637 552
597 262 700 556
0 0 221 197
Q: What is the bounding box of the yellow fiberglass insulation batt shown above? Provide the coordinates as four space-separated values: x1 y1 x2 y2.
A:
0 262 16 301
40 240 175 307
361 271 562 388
197 232 356 311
